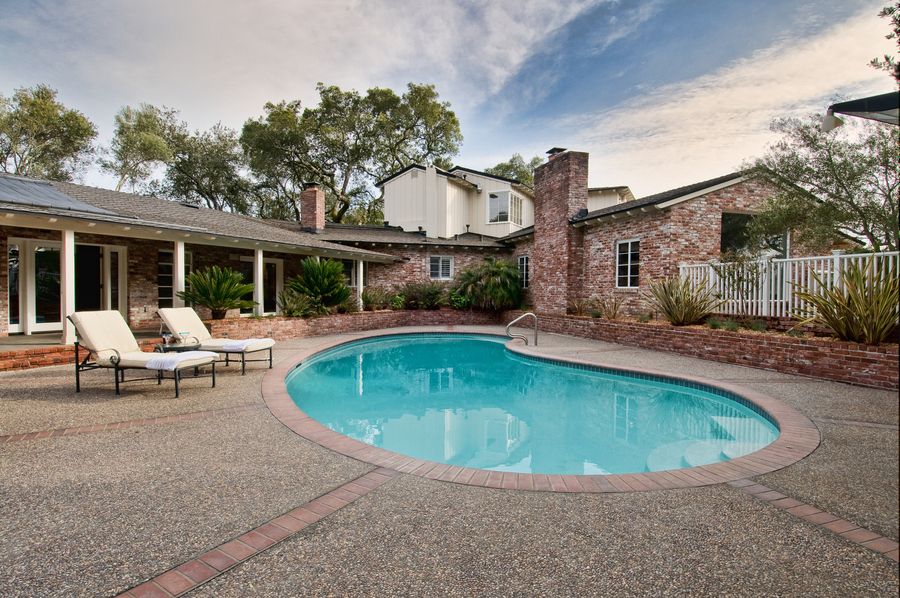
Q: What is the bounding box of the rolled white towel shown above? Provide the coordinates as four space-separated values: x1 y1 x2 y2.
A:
221 338 268 352
146 350 218 371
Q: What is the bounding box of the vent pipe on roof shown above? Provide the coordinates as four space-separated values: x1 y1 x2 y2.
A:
465 224 470 233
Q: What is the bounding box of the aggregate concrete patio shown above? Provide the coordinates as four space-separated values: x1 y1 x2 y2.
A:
0 326 897 597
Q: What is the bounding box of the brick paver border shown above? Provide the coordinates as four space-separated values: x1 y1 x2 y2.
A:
1 404 262 444
261 329 821 493
729 479 899 562
118 468 399 597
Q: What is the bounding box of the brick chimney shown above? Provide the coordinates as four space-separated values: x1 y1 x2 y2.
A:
300 182 325 232
530 150 588 315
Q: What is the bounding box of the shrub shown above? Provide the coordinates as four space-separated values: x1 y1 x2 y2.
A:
361 287 391 311
336 296 361 314
793 256 899 345
707 317 723 330
448 289 472 310
642 276 722 326
567 299 590 316
721 319 740 332
637 312 652 323
594 294 625 320
746 319 768 332
390 294 405 310
397 282 446 310
453 258 522 311
288 258 351 314
277 288 314 317
177 266 255 319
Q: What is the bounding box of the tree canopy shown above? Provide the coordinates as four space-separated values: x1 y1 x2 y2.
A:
0 84 96 180
241 82 462 223
870 2 900 82
101 104 177 191
748 116 899 252
484 153 543 187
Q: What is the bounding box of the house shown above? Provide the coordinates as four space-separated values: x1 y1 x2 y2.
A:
378 164 534 239
0 149 781 344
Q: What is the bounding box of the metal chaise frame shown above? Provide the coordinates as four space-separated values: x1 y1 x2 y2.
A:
162 332 274 375
70 316 216 398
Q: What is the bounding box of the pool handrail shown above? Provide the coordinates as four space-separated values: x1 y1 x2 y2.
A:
506 312 538 346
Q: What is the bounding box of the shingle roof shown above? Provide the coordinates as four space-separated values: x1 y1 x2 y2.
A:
269 221 509 248
572 171 745 223
0 174 395 261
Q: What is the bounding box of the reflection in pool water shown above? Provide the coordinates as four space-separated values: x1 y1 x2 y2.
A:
286 334 778 475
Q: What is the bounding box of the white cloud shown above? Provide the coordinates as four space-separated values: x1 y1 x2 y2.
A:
568 4 894 196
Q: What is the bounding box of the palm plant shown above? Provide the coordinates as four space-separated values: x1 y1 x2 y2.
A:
177 266 255 319
793 256 899 345
277 288 314 317
453 258 522 311
642 276 722 326
288 258 351 314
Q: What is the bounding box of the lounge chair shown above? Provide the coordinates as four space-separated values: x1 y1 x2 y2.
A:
68 310 217 398
157 307 275 374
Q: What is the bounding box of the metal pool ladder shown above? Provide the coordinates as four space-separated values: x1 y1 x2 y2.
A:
506 312 538 345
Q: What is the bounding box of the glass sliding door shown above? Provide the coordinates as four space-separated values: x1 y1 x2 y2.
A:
8 244 20 332
32 244 61 330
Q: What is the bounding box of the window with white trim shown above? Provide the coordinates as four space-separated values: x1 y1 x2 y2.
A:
518 255 529 288
616 240 640 288
429 255 453 280
488 191 524 225
158 250 192 308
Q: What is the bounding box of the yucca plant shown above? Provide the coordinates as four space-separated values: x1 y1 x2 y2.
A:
177 266 255 319
793 257 899 345
593 293 625 320
642 276 722 326
453 258 522 311
288 258 351 314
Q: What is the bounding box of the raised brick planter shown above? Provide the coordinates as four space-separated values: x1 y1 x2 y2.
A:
206 309 502 342
0 338 161 373
503 311 899 390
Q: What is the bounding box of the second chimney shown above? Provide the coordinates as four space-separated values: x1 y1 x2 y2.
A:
300 182 325 232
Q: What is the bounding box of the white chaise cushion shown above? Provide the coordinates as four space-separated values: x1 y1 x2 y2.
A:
202 338 276 353
70 311 141 366
157 307 213 343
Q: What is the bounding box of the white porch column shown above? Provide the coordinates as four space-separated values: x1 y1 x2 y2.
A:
60 230 76 344
173 241 186 308
253 248 264 316
355 260 364 309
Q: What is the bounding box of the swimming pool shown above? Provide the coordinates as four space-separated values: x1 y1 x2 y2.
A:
285 334 779 476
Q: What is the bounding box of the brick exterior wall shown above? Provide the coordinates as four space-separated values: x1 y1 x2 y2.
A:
207 309 502 341
530 151 589 315
365 245 512 290
503 311 899 390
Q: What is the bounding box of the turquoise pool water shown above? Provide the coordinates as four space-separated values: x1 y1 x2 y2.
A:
286 334 778 475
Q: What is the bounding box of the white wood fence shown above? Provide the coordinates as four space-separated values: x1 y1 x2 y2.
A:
678 252 899 318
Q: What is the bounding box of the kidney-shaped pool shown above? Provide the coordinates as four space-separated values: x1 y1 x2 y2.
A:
285 333 780 476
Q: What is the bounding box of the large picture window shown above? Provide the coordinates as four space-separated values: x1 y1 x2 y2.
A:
616 240 639 288
429 255 453 280
488 191 523 225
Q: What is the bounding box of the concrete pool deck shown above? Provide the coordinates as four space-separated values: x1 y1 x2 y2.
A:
0 325 897 596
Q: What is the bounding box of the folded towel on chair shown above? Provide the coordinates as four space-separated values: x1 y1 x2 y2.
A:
146 351 218 371
221 338 268 352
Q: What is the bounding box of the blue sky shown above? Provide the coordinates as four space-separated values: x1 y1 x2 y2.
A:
0 0 893 197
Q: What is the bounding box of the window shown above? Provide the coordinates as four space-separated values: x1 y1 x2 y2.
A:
518 255 529 288
340 259 368 287
429 255 453 280
616 240 639 288
489 191 523 225
158 250 192 308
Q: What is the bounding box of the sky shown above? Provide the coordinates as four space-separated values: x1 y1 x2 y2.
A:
0 0 894 198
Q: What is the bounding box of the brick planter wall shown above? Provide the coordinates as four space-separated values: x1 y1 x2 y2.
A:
0 339 161 373
207 309 502 341
504 310 899 390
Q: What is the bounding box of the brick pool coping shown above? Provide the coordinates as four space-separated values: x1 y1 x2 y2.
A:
261 328 822 493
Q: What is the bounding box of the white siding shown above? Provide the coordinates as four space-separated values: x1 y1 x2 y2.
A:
446 180 470 236
382 168 426 232
587 189 620 212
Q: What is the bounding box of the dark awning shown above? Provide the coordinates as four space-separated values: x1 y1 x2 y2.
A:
827 92 899 126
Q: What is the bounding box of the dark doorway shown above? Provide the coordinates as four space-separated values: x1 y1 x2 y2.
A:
75 246 102 311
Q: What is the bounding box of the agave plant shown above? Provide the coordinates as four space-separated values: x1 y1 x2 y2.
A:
593 293 625 320
793 256 899 345
177 266 255 319
288 258 351 314
642 276 722 326
453 257 522 311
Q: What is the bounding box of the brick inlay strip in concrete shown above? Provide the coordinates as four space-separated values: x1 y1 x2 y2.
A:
0 404 262 444
728 479 899 562
118 468 399 597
